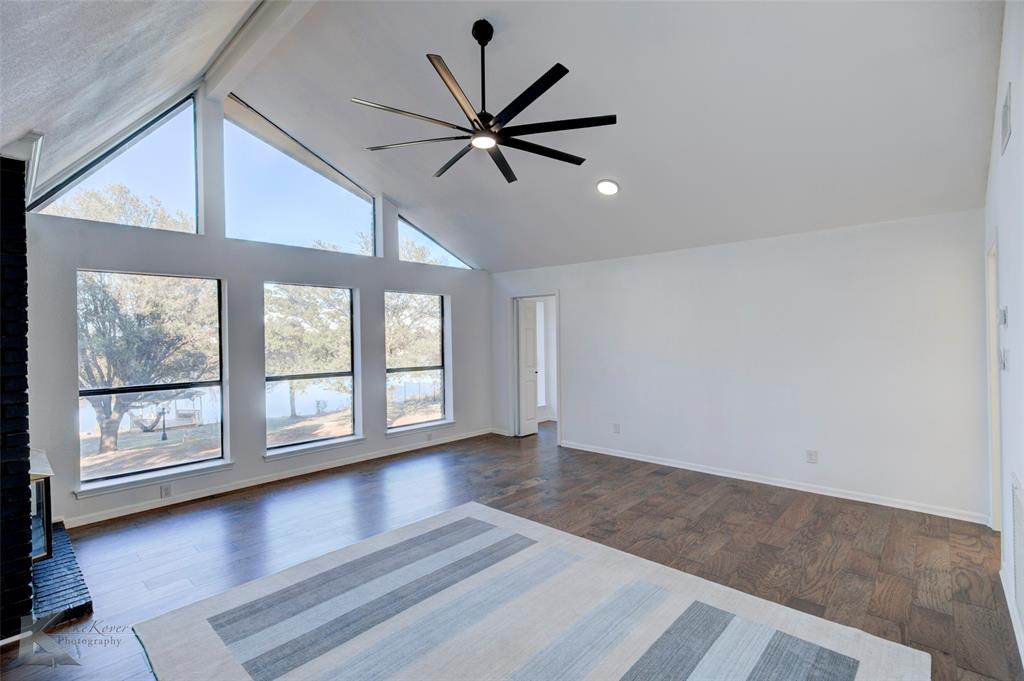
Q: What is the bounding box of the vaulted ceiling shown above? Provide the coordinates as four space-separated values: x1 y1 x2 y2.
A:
0 0 255 185
235 1 1002 272
2 1 1003 272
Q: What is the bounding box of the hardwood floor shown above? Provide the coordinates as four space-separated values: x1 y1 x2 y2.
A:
2 423 1019 681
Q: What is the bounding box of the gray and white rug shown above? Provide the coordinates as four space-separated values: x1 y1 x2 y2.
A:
135 502 929 680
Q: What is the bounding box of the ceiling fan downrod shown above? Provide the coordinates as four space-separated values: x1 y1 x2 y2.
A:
473 19 493 117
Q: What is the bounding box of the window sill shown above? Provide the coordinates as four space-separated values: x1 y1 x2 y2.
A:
264 435 366 461
385 419 455 438
75 459 233 499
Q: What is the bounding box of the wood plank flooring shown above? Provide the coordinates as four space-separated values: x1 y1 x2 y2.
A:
2 423 1019 681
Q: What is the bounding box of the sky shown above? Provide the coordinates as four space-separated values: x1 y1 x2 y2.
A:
59 102 198 219
46 101 467 265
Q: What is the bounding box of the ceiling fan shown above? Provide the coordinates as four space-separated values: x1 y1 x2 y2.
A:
352 19 616 183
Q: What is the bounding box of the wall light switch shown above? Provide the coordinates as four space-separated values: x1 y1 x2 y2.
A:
805 450 819 464
612 423 621 434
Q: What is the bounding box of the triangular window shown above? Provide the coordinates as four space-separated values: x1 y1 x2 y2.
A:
224 95 374 256
398 217 471 269
36 98 197 233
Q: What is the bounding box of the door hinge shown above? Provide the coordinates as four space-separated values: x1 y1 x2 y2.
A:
998 306 1009 327
999 348 1009 372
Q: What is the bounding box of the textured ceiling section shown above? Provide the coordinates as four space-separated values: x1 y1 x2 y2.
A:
0 0 255 185
236 1 1001 272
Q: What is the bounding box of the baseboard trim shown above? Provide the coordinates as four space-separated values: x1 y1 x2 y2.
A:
560 440 989 525
64 428 499 528
1001 568 1024 661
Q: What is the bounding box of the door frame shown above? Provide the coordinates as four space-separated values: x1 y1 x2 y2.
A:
510 293 561 443
986 241 1002 530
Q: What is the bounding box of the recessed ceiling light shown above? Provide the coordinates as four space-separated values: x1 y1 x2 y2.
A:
596 179 619 196
471 134 497 150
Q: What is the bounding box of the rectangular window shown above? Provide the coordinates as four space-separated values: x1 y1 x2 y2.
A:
385 292 446 428
265 283 355 448
225 95 374 255
36 97 198 233
398 217 471 269
77 272 221 482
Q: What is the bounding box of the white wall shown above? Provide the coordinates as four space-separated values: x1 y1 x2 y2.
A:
493 210 989 522
26 97 493 527
985 0 1024 651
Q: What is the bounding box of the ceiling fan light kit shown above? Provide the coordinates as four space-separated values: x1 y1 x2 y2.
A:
353 18 617 183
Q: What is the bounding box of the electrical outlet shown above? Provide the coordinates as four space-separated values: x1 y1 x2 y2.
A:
612 423 620 434
805 449 819 464
426 433 433 442
159 484 172 499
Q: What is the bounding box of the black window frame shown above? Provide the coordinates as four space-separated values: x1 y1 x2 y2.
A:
30 94 200 231
76 270 224 483
384 292 447 430
224 94 376 256
264 282 357 449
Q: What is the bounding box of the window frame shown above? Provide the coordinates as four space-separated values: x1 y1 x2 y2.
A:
263 282 357 450
384 291 448 430
30 95 199 230
76 269 225 483
397 215 472 269
224 94 376 256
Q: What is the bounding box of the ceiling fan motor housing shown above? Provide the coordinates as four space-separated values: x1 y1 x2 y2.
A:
472 19 494 47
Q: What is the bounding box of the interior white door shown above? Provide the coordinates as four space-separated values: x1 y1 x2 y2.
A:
517 299 539 436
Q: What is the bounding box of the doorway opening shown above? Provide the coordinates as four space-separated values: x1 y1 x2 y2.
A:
513 295 558 438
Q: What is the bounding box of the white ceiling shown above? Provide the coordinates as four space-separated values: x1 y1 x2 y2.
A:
0 2 1001 272
0 0 255 185
236 1 1002 272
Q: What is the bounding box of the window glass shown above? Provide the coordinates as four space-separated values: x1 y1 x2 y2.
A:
398 218 470 268
264 283 354 447
77 271 221 481
225 96 373 255
40 101 197 233
385 292 445 428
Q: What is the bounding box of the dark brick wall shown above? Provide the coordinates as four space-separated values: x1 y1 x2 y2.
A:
1 156 32 639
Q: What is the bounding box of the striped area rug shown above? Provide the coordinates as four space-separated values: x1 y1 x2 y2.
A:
135 502 929 680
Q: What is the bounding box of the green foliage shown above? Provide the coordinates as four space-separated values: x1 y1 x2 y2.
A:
77 272 218 389
385 292 442 370
77 271 219 453
42 183 195 232
400 237 449 266
264 284 351 376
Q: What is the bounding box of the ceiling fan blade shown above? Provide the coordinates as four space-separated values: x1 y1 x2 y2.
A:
434 144 472 177
498 137 585 165
501 115 617 137
351 98 472 133
487 147 517 183
367 135 470 151
492 63 569 130
426 54 483 129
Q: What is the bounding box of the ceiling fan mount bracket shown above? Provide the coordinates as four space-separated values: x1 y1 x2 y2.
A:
472 19 494 47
